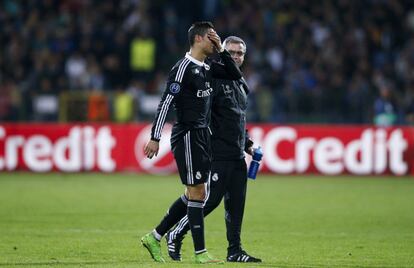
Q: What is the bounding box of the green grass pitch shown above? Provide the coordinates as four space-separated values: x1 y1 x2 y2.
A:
0 173 413 267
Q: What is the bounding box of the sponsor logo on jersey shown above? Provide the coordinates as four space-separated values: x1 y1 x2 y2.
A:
197 88 213 97
197 82 213 97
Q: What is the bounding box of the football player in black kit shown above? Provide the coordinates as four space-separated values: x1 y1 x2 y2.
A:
141 22 242 264
165 36 262 263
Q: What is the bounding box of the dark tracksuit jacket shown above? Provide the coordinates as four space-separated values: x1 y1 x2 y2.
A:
209 76 252 255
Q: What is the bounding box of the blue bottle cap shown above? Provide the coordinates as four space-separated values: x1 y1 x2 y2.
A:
253 146 263 161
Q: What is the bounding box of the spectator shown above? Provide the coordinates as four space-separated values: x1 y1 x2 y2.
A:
402 82 414 125
1 0 414 124
65 52 87 90
113 87 134 123
0 80 19 121
32 77 59 121
87 90 109 122
373 83 400 126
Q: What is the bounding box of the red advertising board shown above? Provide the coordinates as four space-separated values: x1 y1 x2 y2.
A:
0 123 413 176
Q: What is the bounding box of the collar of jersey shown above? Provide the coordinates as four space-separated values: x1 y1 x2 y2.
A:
185 52 205 67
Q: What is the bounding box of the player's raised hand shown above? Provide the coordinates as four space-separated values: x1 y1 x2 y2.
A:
144 140 159 159
208 29 223 52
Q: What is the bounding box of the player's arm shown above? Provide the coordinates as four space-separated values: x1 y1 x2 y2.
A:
208 31 242 80
145 67 182 158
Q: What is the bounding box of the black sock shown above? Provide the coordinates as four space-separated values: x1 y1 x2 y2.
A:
187 199 206 254
154 194 188 237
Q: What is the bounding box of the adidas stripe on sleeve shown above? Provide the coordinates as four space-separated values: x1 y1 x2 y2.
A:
150 58 190 141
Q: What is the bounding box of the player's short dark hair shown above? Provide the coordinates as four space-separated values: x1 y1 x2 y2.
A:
188 21 214 47
223 36 247 53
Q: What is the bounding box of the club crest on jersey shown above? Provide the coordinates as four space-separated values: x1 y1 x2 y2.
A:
170 83 180 93
196 171 202 180
212 173 218 182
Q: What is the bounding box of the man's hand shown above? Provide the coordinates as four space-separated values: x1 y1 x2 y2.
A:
245 138 254 155
208 29 223 52
144 140 159 159
246 146 254 156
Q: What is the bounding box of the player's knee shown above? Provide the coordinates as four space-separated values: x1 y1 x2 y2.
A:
190 191 205 201
186 184 205 201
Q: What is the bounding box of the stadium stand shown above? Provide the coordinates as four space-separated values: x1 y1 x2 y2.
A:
1 0 414 124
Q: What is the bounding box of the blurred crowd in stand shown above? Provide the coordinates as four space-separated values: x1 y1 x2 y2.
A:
1 0 414 126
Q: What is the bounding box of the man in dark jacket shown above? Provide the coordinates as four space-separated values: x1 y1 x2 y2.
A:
166 36 262 263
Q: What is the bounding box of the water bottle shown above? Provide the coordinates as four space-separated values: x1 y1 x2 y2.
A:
248 147 263 180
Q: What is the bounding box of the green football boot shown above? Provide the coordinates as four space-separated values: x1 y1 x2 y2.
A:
141 232 165 263
195 251 224 264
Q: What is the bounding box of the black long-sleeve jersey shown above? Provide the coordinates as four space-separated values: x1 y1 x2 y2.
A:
150 50 242 145
210 77 252 160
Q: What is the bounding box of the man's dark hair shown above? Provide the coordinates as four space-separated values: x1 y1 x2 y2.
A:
188 21 214 47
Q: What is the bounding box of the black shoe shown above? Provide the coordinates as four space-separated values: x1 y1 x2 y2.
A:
166 230 184 261
227 250 262 263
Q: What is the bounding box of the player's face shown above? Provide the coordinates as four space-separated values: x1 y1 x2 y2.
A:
201 31 215 55
225 43 245 67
